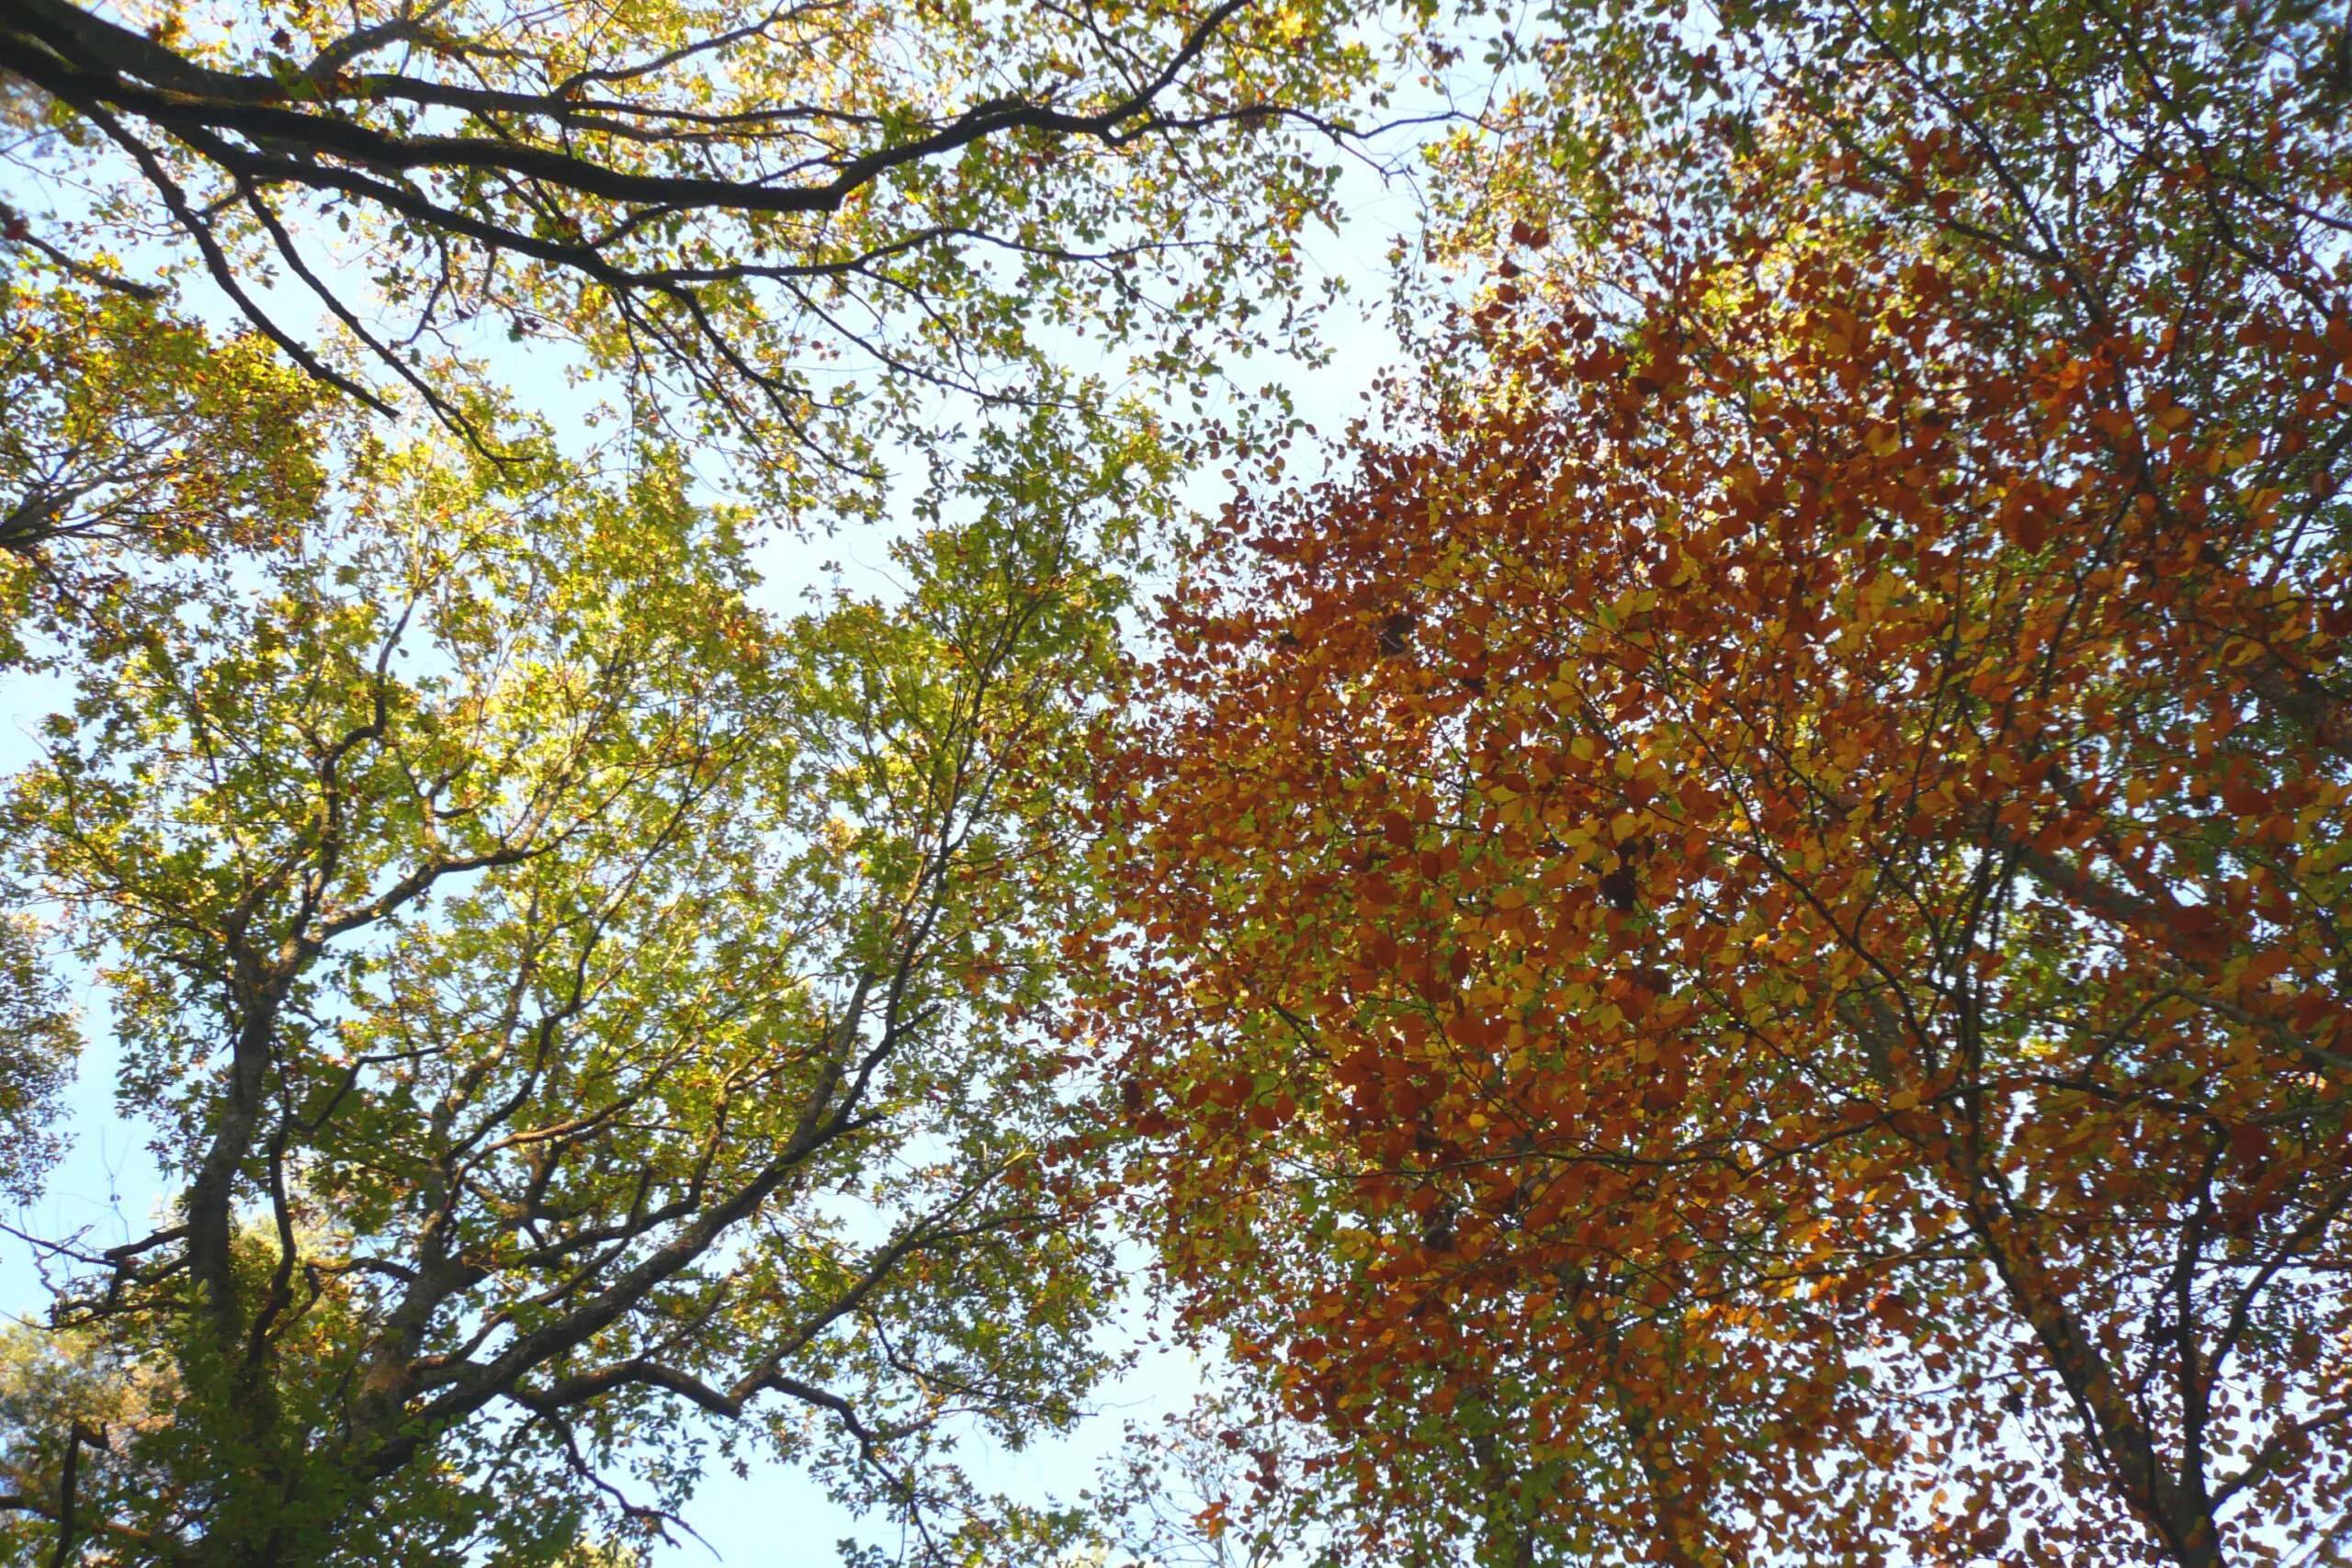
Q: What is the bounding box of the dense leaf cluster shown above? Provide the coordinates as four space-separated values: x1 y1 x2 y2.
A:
1089 4 2352 1566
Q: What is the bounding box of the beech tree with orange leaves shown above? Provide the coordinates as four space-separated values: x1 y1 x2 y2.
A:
1086 45 2352 1568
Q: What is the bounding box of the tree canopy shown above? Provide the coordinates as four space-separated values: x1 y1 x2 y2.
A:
0 0 1385 487
1086 5 2352 1566
2 0 2349 1565
1 384 1165 1565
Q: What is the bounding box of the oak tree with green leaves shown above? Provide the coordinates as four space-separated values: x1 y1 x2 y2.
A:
0 0 1393 491
0 260 329 1238
0 385 1163 1567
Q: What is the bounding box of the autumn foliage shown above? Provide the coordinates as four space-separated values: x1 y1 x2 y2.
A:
1089 146 2352 1566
